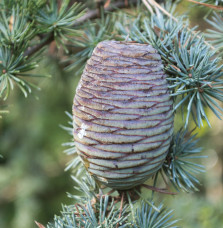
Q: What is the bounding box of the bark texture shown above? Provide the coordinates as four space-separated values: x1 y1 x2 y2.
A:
73 40 173 190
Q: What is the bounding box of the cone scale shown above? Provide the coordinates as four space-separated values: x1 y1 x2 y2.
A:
73 40 173 190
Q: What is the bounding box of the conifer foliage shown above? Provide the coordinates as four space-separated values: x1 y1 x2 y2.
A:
1 0 223 227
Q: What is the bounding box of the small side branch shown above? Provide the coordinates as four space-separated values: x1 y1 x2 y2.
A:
75 0 138 26
24 33 54 58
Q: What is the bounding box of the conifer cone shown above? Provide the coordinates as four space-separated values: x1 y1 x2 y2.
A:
73 40 173 190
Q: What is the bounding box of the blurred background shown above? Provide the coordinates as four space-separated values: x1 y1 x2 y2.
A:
0 1 223 228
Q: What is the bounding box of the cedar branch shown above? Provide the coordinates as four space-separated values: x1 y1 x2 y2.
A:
24 0 138 58
144 0 215 50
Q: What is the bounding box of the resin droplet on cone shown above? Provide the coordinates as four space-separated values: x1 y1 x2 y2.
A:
73 40 173 190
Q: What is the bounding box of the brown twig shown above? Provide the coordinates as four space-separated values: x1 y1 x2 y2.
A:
160 170 170 191
142 0 153 14
75 204 81 216
142 184 177 195
107 189 116 196
95 0 105 17
187 0 223 10
35 221 46 228
146 0 177 21
104 0 111 8
116 192 124 228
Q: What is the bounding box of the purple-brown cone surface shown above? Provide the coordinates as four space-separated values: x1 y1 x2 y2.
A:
73 40 173 190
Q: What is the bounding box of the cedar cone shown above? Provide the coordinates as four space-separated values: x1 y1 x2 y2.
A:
73 40 173 190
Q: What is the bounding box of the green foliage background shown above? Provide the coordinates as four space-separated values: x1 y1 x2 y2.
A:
0 58 78 227
0 1 223 228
